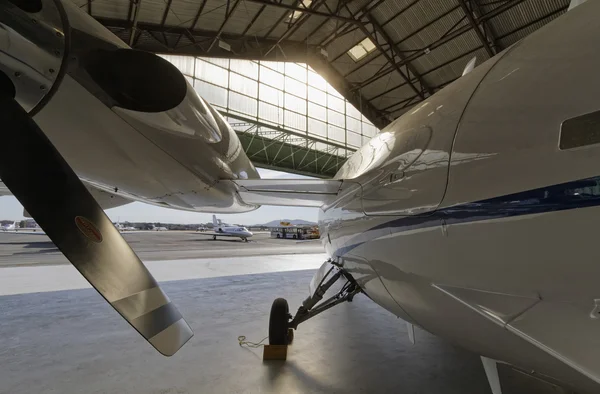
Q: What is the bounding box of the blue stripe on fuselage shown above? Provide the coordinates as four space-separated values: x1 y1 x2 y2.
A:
333 175 600 257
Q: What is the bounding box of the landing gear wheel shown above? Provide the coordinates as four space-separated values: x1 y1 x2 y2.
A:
269 298 290 345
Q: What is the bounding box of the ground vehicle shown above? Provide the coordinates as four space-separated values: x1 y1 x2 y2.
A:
270 225 312 239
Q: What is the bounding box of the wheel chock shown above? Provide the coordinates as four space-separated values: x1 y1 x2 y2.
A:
263 345 287 360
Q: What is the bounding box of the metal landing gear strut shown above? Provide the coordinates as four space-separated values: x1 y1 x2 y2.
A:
268 263 361 345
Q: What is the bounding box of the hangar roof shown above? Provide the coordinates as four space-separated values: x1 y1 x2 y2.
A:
81 0 570 130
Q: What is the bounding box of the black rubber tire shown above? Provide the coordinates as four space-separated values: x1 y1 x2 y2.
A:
269 298 289 345
276 234 280 238
293 235 297 239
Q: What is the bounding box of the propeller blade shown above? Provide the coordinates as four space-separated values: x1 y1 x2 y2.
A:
0 96 193 356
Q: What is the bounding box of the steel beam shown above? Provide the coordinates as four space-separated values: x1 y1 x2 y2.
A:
303 0 347 43
471 0 500 52
129 0 142 46
368 44 482 102
379 0 421 27
366 13 432 96
318 0 386 48
458 0 494 56
207 0 242 52
341 4 461 77
246 0 359 24
190 0 210 30
353 16 422 99
97 17 320 61
263 0 301 38
496 3 568 41
352 0 525 91
160 0 173 27
241 4 266 35
264 0 327 56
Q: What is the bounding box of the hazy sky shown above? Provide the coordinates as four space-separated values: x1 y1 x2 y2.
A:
0 168 319 225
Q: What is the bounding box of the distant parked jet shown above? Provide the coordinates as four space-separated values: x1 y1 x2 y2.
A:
197 215 253 242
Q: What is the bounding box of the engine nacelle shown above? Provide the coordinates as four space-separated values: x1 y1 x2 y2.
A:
0 0 66 113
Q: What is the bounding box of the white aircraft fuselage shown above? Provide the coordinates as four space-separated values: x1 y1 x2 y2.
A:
2 0 600 391
318 4 600 391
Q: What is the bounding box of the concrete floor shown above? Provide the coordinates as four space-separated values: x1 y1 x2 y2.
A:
0 233 566 393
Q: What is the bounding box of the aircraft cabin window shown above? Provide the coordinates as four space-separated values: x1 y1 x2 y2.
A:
560 110 600 150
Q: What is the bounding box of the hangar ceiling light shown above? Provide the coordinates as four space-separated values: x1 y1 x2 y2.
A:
347 38 376 62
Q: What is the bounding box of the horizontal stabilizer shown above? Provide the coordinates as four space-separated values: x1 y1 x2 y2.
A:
233 179 344 208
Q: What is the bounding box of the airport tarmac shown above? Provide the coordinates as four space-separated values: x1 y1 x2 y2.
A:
0 231 323 267
0 232 565 393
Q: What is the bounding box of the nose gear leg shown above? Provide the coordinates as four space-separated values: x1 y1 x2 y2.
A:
268 261 361 345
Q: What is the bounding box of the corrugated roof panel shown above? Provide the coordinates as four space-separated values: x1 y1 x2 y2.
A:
266 24 292 40
369 84 415 109
375 95 415 113
399 7 468 51
288 15 329 42
246 7 289 36
409 29 483 75
192 0 230 31
345 0 372 15
163 0 200 28
485 0 567 37
333 55 369 76
220 2 264 35
344 54 388 82
343 53 384 79
306 19 339 44
339 48 383 75
360 71 407 98
326 29 366 60
91 0 130 20
136 0 168 25
375 0 458 44
497 15 559 49
422 47 488 88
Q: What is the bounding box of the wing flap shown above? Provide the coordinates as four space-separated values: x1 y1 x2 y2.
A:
232 179 344 208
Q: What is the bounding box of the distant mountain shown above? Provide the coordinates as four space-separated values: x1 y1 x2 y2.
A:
258 219 317 227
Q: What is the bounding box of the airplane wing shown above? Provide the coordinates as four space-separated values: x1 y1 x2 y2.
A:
2 180 132 212
85 185 133 211
231 179 346 208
